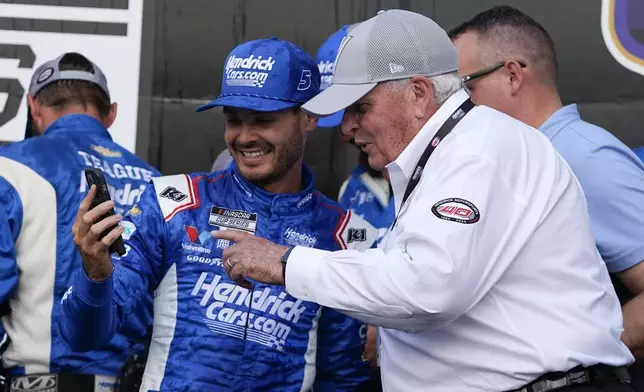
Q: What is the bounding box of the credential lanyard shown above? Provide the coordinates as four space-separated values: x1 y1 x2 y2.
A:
391 98 475 228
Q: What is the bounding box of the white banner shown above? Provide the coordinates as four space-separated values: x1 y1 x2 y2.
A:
0 1 144 152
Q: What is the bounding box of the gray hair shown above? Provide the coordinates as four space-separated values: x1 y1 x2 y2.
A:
384 71 463 105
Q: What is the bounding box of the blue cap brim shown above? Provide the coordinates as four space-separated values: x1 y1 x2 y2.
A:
196 95 300 113
316 110 344 128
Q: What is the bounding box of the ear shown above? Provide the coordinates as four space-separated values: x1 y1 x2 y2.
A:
104 102 117 128
27 95 39 119
408 75 433 118
27 95 45 132
506 60 525 95
302 111 318 133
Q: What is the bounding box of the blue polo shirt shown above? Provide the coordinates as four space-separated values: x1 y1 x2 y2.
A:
540 104 644 272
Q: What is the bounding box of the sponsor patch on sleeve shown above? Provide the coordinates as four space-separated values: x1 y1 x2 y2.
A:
120 221 137 240
431 198 480 224
347 228 367 243
153 174 199 221
335 211 380 251
126 205 142 217
159 186 189 202
209 206 257 234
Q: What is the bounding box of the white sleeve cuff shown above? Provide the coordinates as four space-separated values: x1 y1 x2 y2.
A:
284 246 329 302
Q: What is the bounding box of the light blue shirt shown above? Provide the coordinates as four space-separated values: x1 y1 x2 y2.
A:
540 104 644 272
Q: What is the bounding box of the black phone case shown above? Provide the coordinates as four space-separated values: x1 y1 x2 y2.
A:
84 168 126 256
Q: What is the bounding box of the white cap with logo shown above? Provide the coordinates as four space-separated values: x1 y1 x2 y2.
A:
302 9 458 117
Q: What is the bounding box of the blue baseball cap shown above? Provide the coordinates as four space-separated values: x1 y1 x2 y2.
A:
315 25 353 127
197 37 320 112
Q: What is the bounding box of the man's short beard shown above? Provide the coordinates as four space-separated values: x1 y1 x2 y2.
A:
244 128 305 189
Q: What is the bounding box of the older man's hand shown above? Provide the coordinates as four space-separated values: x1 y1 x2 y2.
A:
364 325 379 369
212 230 289 288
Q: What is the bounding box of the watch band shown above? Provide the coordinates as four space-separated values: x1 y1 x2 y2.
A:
281 246 295 283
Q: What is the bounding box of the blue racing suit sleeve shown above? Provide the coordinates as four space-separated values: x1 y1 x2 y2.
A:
314 308 370 390
0 178 21 326
60 184 167 352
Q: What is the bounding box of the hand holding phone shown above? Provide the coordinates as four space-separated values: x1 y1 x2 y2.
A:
84 168 126 256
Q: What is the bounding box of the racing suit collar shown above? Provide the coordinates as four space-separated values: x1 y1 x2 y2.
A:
43 114 113 140
229 163 318 215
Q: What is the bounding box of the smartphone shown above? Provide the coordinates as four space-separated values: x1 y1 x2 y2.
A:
84 168 126 256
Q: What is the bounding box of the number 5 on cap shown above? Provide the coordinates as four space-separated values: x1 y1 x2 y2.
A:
297 70 312 91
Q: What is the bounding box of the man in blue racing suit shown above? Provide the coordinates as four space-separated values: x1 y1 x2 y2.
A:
0 53 159 391
61 38 377 391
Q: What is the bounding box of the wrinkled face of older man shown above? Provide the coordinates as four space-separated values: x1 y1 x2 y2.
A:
340 82 417 171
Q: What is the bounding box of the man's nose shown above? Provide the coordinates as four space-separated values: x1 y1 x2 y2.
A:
340 112 358 142
235 124 261 145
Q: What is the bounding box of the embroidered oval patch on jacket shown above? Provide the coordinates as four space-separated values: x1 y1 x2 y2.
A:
431 198 480 224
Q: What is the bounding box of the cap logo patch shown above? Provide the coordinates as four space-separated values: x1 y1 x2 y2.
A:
37 67 54 84
389 63 405 73
224 54 275 88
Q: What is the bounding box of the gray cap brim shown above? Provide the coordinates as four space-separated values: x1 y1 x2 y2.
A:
302 82 376 117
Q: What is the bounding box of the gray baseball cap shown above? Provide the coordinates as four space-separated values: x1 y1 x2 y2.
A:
302 9 458 117
28 53 110 98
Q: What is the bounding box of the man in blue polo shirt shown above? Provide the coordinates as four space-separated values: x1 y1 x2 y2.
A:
450 6 644 386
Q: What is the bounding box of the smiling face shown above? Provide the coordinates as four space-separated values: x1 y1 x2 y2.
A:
223 107 315 187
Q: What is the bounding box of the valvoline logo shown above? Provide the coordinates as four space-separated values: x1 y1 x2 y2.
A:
183 225 212 254
185 225 212 245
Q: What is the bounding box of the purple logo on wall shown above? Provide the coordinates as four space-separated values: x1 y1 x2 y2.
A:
602 0 644 76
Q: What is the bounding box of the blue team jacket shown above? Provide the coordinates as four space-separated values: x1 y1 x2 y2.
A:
338 165 394 245
0 114 159 376
60 163 378 392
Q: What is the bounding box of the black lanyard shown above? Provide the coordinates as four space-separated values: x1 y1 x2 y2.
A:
391 98 475 228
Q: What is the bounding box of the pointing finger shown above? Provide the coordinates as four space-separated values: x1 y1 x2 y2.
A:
212 229 251 243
